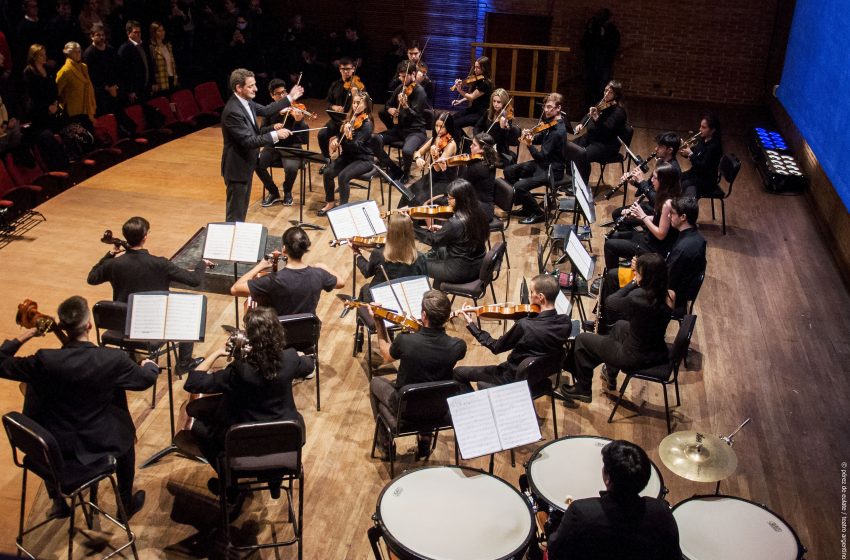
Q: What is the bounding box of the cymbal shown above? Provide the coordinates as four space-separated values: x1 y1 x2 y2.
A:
658 431 738 483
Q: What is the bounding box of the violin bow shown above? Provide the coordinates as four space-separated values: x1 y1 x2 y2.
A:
485 97 514 136
280 72 303 129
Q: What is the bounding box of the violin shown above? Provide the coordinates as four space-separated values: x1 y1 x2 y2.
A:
453 303 540 320
386 205 455 219
450 74 484 92
244 251 283 311
101 229 129 251
577 98 616 132
441 153 483 167
343 113 369 140
343 300 421 332
16 299 67 343
281 102 317 120
329 235 386 248
522 118 560 145
343 75 365 91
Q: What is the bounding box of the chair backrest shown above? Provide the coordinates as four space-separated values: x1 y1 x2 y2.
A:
194 81 225 113
516 352 563 388
124 104 146 131
367 134 383 158
171 89 200 121
94 113 121 145
670 314 697 368
396 380 460 431
224 419 304 475
621 123 635 147
278 313 321 354
91 300 128 343
493 178 514 213
479 242 506 284
0 160 19 198
147 96 177 125
3 412 64 492
4 151 41 186
718 153 741 196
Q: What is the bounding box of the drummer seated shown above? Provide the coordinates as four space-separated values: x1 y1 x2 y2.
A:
547 439 681 560
453 274 571 392
369 290 466 458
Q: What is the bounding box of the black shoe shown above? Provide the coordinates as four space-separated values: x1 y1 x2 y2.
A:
282 194 293 206
601 365 618 391
589 277 602 296
416 436 433 460
560 384 592 403
581 320 596 333
48 498 70 519
176 356 204 375
262 193 281 207
519 213 545 225
123 490 145 520
318 160 329 174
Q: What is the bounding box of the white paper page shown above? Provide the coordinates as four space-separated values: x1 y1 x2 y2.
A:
128 294 168 339
369 285 404 314
203 223 234 260
396 276 431 319
572 161 593 202
567 231 594 281
447 391 502 459
326 206 358 239
230 222 264 262
554 290 572 315
573 169 596 224
487 382 542 450
355 201 387 236
163 293 204 341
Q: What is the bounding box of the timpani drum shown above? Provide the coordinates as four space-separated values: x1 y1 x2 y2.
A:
672 495 805 560
374 466 534 560
526 436 665 516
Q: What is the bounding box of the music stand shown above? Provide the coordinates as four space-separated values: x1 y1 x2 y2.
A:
563 230 596 322
277 146 327 230
126 291 208 468
325 109 347 124
371 163 414 209
327 200 387 298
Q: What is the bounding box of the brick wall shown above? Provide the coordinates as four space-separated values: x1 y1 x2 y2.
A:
278 0 784 108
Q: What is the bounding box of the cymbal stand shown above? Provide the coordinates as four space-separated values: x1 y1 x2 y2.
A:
715 417 752 494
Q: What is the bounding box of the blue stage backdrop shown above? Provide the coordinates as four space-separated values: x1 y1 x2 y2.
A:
777 0 850 211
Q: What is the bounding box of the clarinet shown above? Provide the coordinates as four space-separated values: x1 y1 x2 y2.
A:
604 151 657 200
593 268 607 334
604 194 646 239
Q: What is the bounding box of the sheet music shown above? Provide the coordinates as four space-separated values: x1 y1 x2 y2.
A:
230 222 264 262
572 163 596 224
396 276 431 319
567 231 595 281
327 201 386 239
488 382 542 449
447 391 502 459
163 293 204 341
203 223 234 260
555 290 572 315
128 294 167 339
572 161 593 203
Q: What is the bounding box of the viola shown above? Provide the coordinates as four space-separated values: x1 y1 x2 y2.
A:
450 74 484 92
281 102 317 120
343 113 369 140
329 235 386 248
343 75 365 91
343 300 421 332
522 118 560 145
453 303 540 320
16 299 67 343
244 251 283 311
441 153 483 167
387 205 455 220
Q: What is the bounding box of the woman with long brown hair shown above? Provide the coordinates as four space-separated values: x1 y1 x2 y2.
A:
474 88 518 164
149 21 178 93
451 55 493 147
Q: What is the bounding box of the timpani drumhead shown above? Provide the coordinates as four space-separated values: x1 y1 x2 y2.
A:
527 436 664 512
672 495 803 560
376 466 534 560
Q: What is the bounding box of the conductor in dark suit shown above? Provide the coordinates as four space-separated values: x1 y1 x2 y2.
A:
221 68 304 223
547 439 681 560
0 296 159 518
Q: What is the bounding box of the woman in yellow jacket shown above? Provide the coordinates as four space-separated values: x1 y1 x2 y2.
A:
55 42 96 124
149 22 178 94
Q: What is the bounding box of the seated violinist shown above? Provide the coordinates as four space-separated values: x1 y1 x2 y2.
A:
317 58 362 172
450 56 493 147
255 79 310 207
369 289 466 458
384 41 434 113
375 60 428 183
565 80 627 186
454 274 571 391
503 92 567 224
473 88 519 165
319 90 374 215
401 111 457 207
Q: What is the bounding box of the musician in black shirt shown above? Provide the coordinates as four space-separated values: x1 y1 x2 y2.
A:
87 216 207 372
474 88 519 165
450 56 493 148
255 79 309 207
566 80 627 185
369 289 466 457
560 253 673 403
459 133 498 220
611 131 681 224
681 113 722 198
454 274 571 390
317 58 358 170
503 92 567 224
375 60 428 182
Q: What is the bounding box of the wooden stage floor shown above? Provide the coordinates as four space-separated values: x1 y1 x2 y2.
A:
0 100 847 558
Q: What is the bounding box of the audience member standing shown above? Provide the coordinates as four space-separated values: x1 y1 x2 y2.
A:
117 19 151 103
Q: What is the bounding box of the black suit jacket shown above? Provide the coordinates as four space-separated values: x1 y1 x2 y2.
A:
117 40 152 98
87 248 205 303
0 339 158 464
220 94 292 182
548 492 681 560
